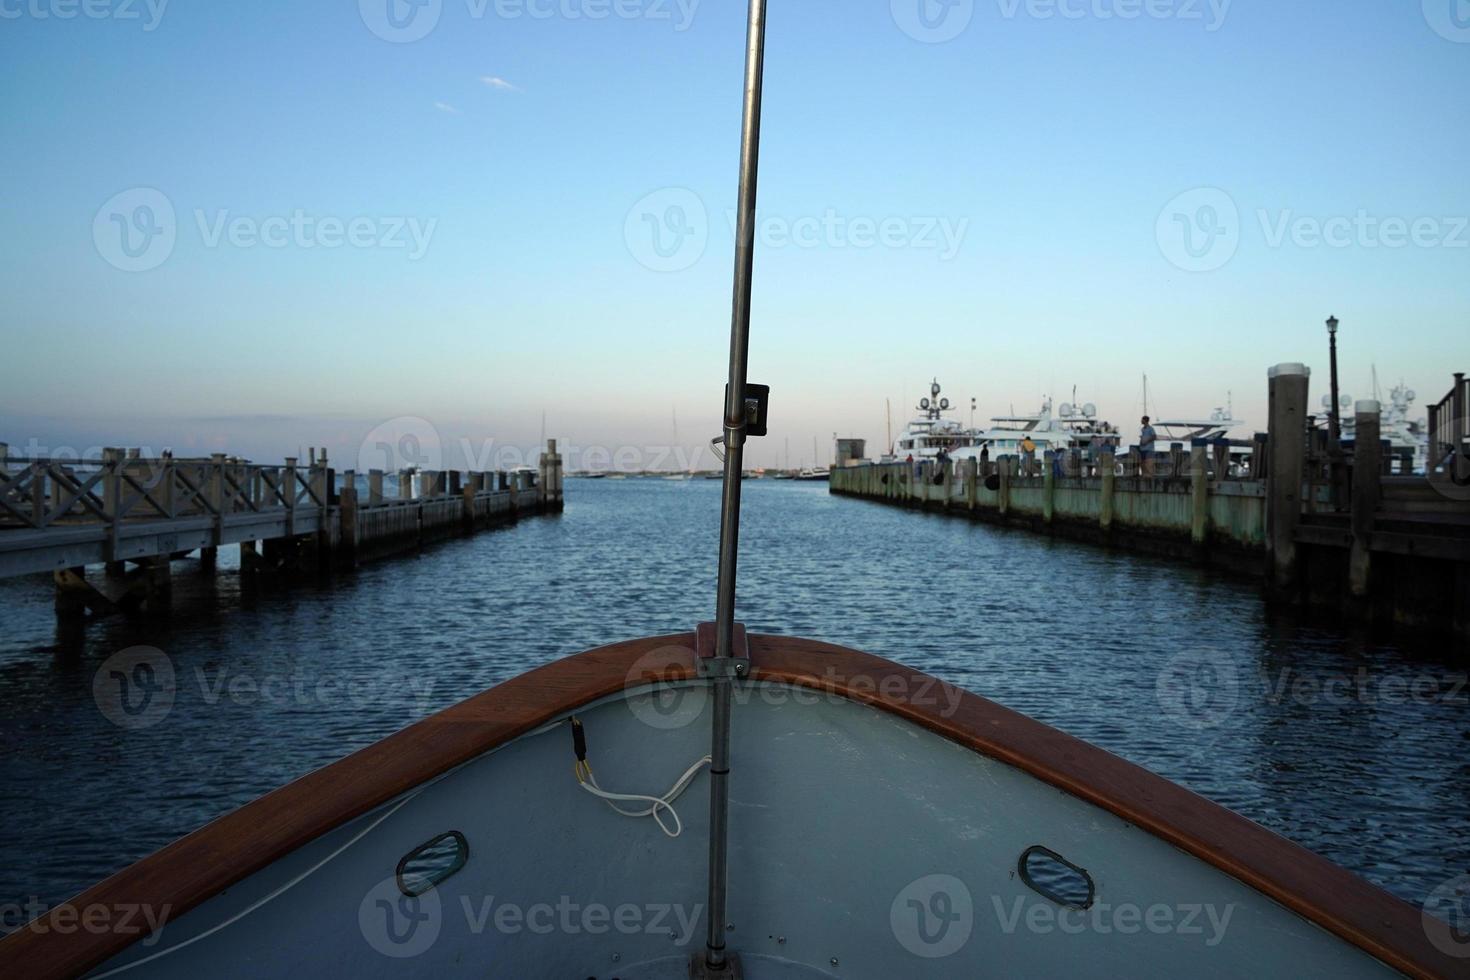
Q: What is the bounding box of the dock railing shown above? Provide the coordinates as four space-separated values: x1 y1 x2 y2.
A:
1427 372 1468 483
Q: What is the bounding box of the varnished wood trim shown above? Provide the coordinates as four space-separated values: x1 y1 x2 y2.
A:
1 634 1459 978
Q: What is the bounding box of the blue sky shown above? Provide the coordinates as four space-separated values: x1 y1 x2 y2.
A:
1 0 1467 470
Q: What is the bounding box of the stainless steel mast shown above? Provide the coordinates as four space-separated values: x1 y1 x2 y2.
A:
704 0 769 972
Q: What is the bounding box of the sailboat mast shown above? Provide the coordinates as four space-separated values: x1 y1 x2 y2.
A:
705 0 768 971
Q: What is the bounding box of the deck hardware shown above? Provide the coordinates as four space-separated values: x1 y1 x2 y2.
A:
1018 845 1095 910
695 621 751 680
725 382 770 438
394 830 469 897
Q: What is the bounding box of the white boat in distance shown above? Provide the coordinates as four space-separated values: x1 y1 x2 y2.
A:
1331 381 1429 472
885 379 983 460
951 398 1116 462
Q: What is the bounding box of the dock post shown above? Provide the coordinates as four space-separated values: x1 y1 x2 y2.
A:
369 470 384 506
1190 441 1208 547
462 473 477 531
964 458 978 511
338 470 359 569
1099 451 1115 531
1349 401 1382 599
998 457 1011 516
1267 363 1310 594
282 457 298 539
539 440 563 511
1042 455 1055 524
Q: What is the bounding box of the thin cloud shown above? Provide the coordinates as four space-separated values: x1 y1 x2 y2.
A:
480 76 519 92
434 101 461 114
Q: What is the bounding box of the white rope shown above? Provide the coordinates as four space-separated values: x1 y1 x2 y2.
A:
577 756 711 838
89 788 422 977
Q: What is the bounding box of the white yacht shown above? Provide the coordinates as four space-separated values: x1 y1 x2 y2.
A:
884 379 983 460
1329 381 1428 472
950 398 1114 462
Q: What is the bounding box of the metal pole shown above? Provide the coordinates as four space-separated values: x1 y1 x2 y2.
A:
706 0 768 970
1328 331 1341 445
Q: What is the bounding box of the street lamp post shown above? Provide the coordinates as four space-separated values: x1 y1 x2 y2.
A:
1326 315 1343 509
1326 315 1341 446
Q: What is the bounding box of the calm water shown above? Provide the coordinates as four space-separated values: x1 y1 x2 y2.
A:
1 478 1467 927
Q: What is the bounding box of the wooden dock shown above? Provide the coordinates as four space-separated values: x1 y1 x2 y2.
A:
0 440 564 618
831 366 1470 642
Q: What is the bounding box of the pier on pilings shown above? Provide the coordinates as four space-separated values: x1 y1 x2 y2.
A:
830 365 1470 644
0 442 566 624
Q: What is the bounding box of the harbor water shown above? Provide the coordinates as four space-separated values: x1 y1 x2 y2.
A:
1 477 1466 928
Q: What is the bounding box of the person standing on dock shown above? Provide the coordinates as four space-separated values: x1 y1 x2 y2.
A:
1020 435 1037 476
1140 416 1157 477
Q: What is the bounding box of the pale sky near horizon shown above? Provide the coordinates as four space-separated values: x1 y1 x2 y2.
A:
2 0 1467 471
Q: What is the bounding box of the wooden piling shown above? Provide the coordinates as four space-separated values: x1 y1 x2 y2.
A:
1190 443 1208 546
1267 363 1310 594
964 458 978 511
1042 456 1055 524
339 471 359 569
1099 451 1115 531
1348 401 1381 598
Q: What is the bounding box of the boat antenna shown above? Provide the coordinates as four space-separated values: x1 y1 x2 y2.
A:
703 0 769 972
